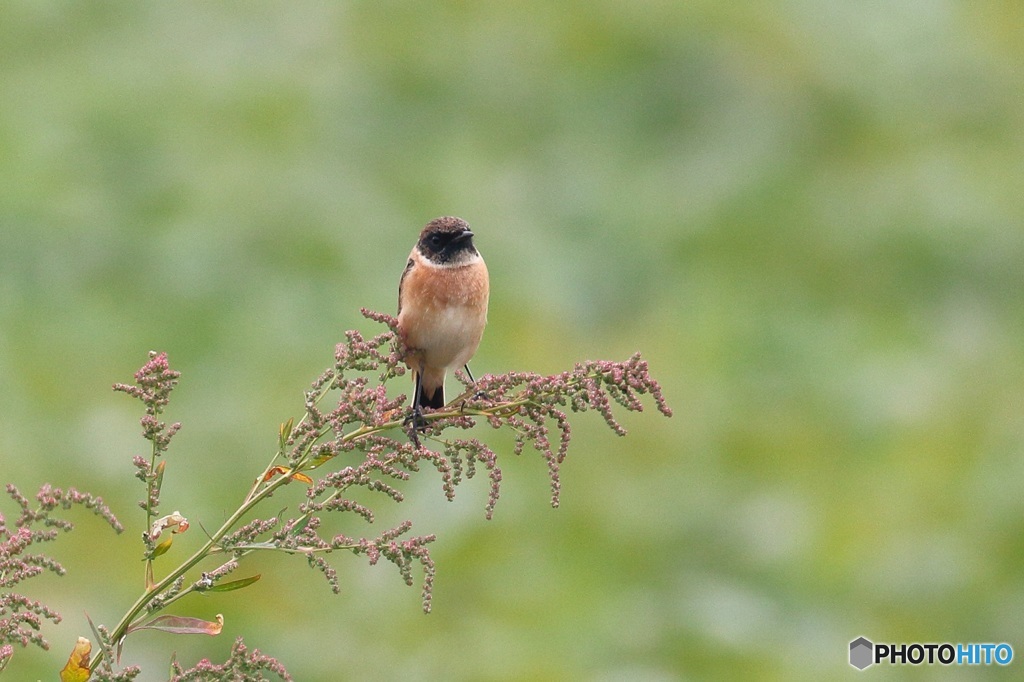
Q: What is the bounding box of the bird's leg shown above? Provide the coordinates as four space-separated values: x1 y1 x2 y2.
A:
460 363 488 410
403 370 428 447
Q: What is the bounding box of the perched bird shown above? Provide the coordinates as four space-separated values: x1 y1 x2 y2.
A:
397 216 489 421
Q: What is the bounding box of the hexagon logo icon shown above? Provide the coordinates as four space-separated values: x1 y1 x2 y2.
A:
850 637 873 670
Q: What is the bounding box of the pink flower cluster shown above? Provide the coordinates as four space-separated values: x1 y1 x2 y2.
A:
169 636 291 681
0 483 122 670
226 310 673 615
78 310 671 677
112 351 181 416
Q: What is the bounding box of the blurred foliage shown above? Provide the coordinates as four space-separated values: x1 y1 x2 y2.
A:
1 1 1023 680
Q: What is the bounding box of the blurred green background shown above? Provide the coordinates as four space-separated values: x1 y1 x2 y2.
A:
2 2 1023 680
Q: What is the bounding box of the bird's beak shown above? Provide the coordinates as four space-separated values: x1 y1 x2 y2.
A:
455 229 474 242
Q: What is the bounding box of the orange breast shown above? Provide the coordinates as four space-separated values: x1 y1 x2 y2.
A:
398 259 489 373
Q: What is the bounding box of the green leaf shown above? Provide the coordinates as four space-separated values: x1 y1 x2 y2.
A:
207 574 262 593
279 417 294 449
225 541 278 550
309 453 335 469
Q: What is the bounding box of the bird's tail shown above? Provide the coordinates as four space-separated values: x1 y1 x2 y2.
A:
413 370 445 409
421 383 445 409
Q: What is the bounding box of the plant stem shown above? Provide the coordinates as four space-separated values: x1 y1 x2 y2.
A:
87 467 294 671
88 394 530 672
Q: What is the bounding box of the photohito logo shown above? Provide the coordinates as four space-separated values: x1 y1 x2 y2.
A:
849 636 1013 670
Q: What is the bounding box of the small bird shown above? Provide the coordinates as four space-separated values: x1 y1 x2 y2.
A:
397 216 489 423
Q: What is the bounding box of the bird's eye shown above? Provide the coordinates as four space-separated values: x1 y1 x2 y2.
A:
428 234 443 248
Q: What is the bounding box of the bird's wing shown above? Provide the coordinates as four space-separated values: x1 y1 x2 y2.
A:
397 257 414 315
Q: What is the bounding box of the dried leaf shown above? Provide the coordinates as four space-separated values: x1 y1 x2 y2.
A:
129 613 224 636
263 465 313 485
149 511 189 540
263 465 288 482
59 637 91 682
207 574 262 593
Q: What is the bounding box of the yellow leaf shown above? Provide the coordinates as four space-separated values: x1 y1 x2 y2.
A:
59 637 91 682
263 465 313 485
151 534 174 558
263 465 289 482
